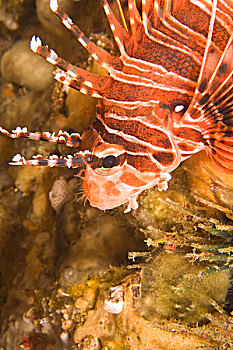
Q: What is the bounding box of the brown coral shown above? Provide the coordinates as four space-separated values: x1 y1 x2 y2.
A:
74 280 216 350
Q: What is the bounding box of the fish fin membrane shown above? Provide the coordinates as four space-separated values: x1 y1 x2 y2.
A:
204 129 233 174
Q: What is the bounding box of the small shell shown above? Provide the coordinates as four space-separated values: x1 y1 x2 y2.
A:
104 298 124 314
49 178 73 211
104 285 124 314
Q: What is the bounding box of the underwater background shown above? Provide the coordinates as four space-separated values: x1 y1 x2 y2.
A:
0 0 233 349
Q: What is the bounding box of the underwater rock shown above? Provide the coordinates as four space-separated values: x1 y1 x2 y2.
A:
12 165 47 195
0 162 14 195
0 9 18 30
9 165 56 235
1 40 54 91
0 0 35 34
59 207 136 284
34 231 51 246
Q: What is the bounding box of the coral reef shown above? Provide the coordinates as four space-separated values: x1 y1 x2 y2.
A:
73 278 215 350
0 0 233 349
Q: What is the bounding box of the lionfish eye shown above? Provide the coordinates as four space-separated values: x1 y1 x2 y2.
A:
91 147 126 172
102 155 118 168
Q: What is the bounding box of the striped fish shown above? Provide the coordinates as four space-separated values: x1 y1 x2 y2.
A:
1 0 233 212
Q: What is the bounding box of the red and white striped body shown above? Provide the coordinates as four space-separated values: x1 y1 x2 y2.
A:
88 100 203 211
2 0 233 212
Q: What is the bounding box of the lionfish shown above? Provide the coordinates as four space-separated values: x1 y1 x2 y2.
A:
1 0 233 212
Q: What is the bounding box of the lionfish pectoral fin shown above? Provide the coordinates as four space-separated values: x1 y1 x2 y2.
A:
193 35 233 173
179 0 233 174
185 51 233 174
200 43 233 174
205 143 233 174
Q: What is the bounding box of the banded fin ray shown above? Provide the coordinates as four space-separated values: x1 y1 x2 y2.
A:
179 0 233 173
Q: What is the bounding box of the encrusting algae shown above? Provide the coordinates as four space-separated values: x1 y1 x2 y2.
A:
0 0 233 350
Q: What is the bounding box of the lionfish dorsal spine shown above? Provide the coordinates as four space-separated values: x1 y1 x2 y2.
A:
50 0 123 71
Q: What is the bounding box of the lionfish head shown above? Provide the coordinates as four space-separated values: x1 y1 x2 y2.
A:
82 141 161 212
